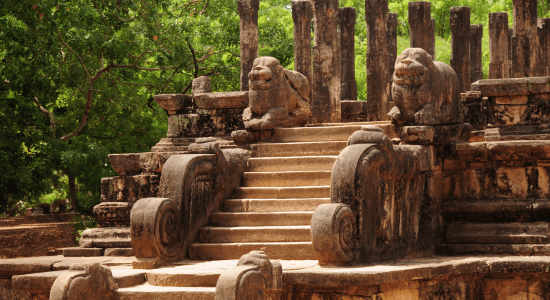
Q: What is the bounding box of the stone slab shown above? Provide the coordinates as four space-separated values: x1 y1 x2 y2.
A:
114 284 216 300
52 257 118 270
400 123 472 145
105 248 135 257
108 153 142 176
193 91 249 109
63 247 104 257
0 256 63 278
79 227 131 248
472 78 530 96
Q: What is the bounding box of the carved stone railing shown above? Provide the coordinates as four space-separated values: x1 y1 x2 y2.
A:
130 138 248 268
311 125 438 266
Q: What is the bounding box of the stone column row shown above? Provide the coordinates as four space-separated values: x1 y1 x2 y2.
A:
489 12 509 79
365 0 390 121
339 7 357 101
450 6 471 93
238 0 259 91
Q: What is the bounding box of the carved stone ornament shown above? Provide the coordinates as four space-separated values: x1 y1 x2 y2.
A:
232 56 312 144
49 263 117 300
215 251 283 300
389 48 464 125
311 203 358 266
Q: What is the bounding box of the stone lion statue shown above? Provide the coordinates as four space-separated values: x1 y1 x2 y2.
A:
388 48 463 125
243 56 311 130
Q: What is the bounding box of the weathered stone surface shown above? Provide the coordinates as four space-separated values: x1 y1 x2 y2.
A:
193 92 249 109
538 18 550 76
153 94 193 115
79 227 131 249
470 24 483 83
389 48 463 125
292 0 313 103
311 203 357 266
100 175 159 203
108 153 141 176
243 57 311 131
104 248 134 257
450 7 471 93
408 1 433 57
511 0 538 78
49 263 117 300
167 113 217 138
339 7 357 101
215 251 282 300
400 124 472 145
489 12 510 79
471 78 530 96
446 222 550 244
365 0 390 121
63 247 104 257
93 202 132 227
387 12 398 97
192 76 212 94
238 0 259 91
311 0 341 123
0 256 63 278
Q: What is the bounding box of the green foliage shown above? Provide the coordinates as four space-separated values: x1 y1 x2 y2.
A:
70 214 97 243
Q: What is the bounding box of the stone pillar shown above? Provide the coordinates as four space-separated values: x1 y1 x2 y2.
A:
489 13 509 79
470 24 483 82
450 7 471 92
365 0 390 121
537 18 550 76
409 1 434 58
292 0 314 101
508 28 513 77
312 0 341 123
430 18 436 60
387 12 398 96
511 0 538 77
339 7 357 100
238 0 259 91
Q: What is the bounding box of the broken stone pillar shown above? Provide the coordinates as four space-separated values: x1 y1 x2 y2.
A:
450 7 471 92
192 76 212 94
470 24 484 82
511 0 538 78
292 0 313 102
311 0 341 123
339 7 357 100
387 12 398 96
409 1 434 58
538 18 550 76
365 0 390 121
238 0 259 91
489 13 510 79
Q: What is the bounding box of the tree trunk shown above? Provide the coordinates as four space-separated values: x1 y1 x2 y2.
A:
64 168 78 212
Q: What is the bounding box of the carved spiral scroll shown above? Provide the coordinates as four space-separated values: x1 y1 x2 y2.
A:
311 203 357 266
130 197 183 261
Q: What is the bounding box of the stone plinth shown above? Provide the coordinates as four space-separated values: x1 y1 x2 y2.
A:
365 0 390 121
489 13 510 79
470 24 483 82
311 0 341 123
292 0 313 102
238 0 259 91
450 7 471 92
153 94 193 115
408 1 434 57
339 7 357 101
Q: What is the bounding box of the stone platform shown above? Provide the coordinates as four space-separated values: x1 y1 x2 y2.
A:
4 255 550 299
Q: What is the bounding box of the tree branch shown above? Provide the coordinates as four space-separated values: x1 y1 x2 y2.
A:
186 38 199 78
199 0 209 15
57 30 90 82
33 97 56 139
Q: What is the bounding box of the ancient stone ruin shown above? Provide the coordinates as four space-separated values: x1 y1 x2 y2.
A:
4 0 550 299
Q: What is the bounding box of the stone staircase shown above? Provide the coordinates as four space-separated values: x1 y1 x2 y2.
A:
188 122 392 260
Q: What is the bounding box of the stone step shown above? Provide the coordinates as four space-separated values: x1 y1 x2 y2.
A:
115 284 215 300
199 226 311 243
435 244 550 256
270 126 362 143
211 212 313 227
446 223 550 244
251 141 348 158
188 242 316 260
247 156 338 172
243 171 331 187
224 198 331 212
235 186 330 199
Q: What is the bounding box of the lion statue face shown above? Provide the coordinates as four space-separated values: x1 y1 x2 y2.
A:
393 48 433 86
248 56 285 91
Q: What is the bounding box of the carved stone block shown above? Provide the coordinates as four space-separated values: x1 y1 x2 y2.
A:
93 202 133 227
49 263 117 300
100 175 159 203
108 153 141 176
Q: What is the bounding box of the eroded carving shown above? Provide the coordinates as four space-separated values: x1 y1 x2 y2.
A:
49 263 117 300
389 48 464 125
215 251 282 300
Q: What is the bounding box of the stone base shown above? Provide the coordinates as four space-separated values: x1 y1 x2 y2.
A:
94 202 133 227
400 123 472 145
63 247 104 257
79 227 131 248
485 124 550 141
104 248 134 257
